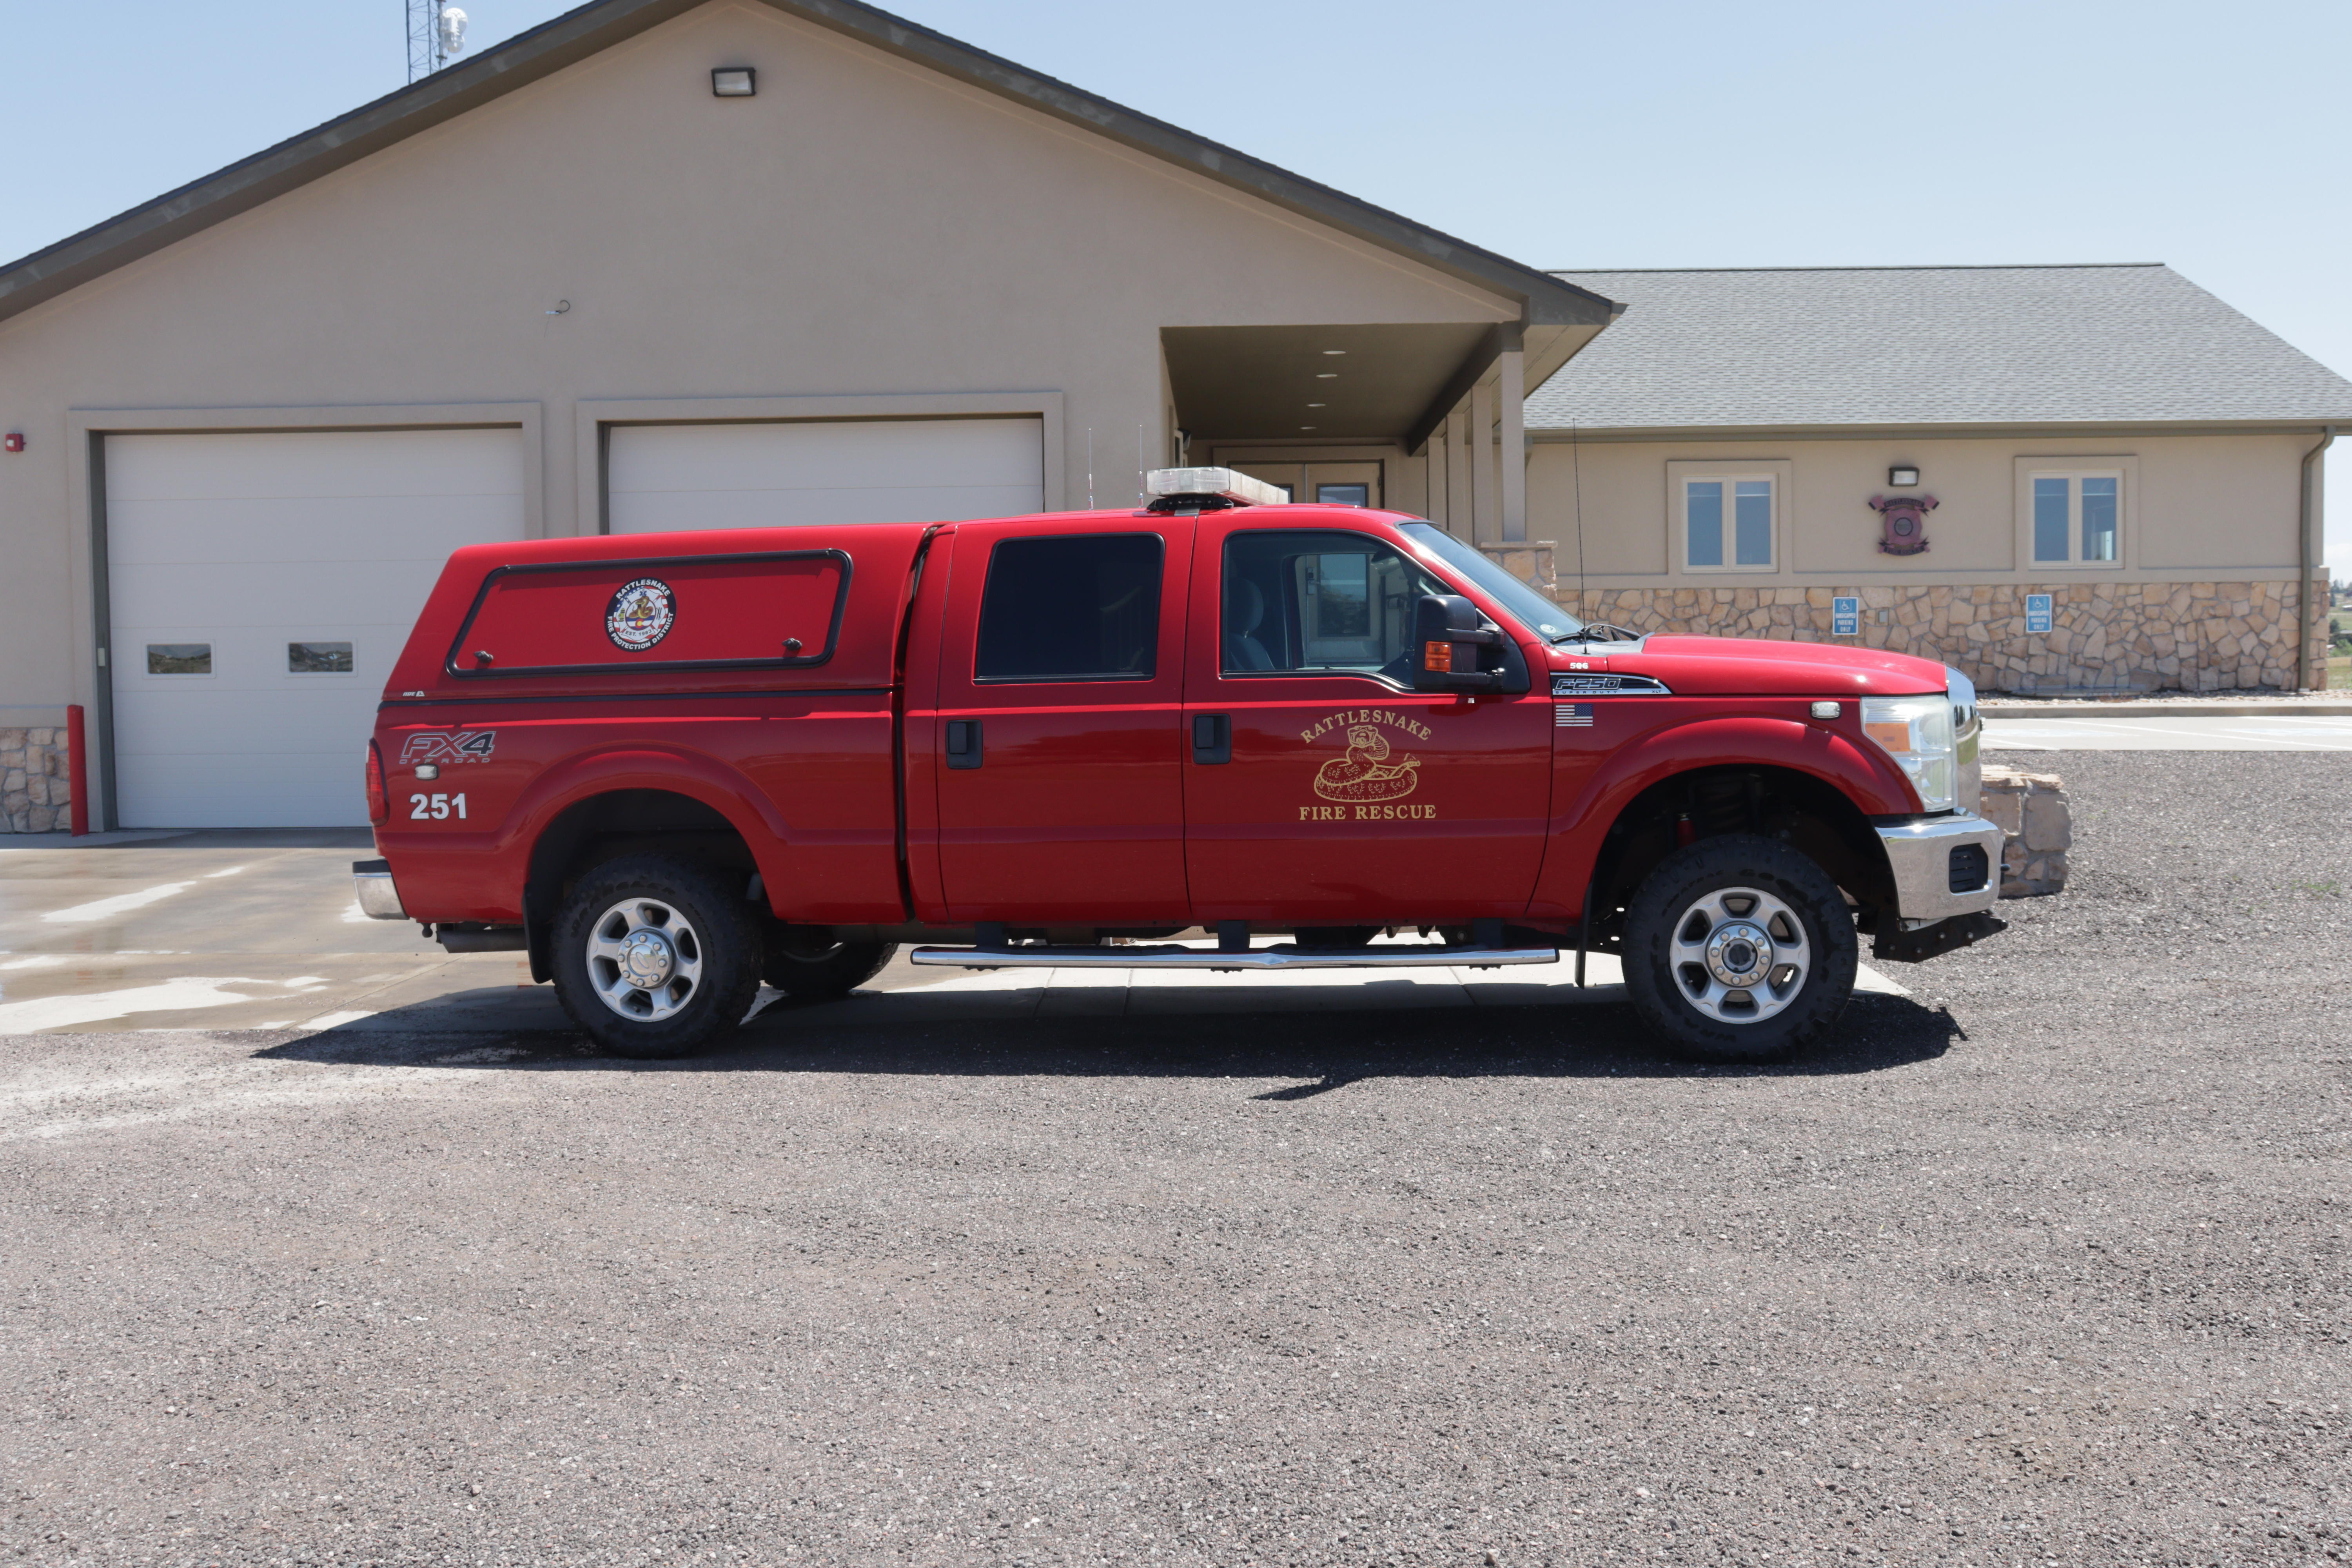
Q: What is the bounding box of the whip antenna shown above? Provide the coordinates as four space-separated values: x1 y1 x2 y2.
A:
1571 416 1587 624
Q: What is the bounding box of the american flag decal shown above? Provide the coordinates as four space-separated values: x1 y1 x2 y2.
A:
1555 702 1594 728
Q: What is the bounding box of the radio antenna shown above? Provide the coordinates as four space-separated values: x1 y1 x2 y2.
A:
1570 416 1588 623
407 2 467 82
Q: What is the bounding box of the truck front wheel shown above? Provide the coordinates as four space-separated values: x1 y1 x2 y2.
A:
1621 835 1857 1063
552 855 763 1060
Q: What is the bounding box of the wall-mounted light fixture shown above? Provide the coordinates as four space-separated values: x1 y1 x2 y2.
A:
1889 465 1920 486
711 66 756 97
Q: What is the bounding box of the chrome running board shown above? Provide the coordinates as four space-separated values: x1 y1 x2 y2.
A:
909 942 1558 972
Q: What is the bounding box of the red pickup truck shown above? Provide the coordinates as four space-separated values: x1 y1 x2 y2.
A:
354 469 2002 1063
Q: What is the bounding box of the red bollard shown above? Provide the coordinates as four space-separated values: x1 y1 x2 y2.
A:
67 703 89 837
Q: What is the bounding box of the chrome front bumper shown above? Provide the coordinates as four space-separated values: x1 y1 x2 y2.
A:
1874 811 2004 923
352 858 408 920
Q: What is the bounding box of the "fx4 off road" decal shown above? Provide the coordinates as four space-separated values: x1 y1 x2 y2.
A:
398 729 497 766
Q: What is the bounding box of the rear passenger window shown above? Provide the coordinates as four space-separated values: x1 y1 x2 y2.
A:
975 534 1161 683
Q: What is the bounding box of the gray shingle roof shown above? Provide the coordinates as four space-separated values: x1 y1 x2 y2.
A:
1529 264 2352 431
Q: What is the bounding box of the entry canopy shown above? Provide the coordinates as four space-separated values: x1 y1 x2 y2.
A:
1161 319 1612 452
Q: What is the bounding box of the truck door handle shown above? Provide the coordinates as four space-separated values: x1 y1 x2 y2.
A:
1191 713 1231 765
945 718 983 770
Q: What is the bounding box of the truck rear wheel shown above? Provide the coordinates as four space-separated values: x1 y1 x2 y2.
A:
762 935 897 999
1621 834 1856 1063
552 855 762 1060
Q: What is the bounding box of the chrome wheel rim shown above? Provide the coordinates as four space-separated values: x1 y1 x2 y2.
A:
586 897 704 1023
1668 885 1808 1025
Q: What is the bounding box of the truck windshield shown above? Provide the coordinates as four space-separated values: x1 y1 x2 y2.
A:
1398 523 1586 643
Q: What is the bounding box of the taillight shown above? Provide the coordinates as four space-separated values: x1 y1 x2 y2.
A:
365 742 388 824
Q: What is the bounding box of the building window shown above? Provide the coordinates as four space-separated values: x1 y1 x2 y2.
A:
2030 473 2121 565
1685 477 1775 570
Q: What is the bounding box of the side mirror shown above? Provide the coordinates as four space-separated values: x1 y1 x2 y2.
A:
1412 593 1503 693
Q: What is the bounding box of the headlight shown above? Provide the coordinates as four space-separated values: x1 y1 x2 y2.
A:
1861 693 1957 812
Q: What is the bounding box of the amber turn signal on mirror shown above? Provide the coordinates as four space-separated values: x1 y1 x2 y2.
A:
1423 641 1454 673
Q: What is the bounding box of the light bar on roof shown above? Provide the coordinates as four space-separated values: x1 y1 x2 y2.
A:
1143 467 1289 507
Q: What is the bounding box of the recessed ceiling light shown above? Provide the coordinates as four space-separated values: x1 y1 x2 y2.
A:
1315 373 1337 379
1300 425 1317 431
1322 350 1347 356
1307 403 1326 408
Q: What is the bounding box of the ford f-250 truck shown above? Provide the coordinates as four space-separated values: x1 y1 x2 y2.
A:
354 468 2003 1062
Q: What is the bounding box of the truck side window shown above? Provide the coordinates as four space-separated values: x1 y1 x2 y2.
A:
975 533 1163 682
1222 530 1443 682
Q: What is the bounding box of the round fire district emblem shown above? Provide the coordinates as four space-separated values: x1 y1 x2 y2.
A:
605 578 676 652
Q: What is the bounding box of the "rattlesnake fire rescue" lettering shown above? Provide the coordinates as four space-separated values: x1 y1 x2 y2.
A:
1299 710 1436 820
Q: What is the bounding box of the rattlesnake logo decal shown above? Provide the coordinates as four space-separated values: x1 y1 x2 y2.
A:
1312 723 1421 804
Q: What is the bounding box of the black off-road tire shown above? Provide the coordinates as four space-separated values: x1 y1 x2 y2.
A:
762 937 897 999
552 855 763 1060
1621 834 1857 1063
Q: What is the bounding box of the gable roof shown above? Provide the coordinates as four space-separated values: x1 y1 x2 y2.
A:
0 0 1612 331
1528 264 2352 433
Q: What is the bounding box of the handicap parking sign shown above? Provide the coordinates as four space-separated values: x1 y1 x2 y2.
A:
1831 596 1859 636
2026 593 2053 634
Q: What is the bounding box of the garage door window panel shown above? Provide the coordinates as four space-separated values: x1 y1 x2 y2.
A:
145 643 213 676
288 642 354 674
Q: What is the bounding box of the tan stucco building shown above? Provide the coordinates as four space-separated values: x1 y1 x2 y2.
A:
1502 267 2352 699
0 0 1611 830
0 0 2346 831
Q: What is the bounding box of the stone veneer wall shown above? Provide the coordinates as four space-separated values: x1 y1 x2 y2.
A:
3 727 73 832
1551 572 2325 694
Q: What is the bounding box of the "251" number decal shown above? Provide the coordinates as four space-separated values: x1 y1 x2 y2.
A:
409 792 468 821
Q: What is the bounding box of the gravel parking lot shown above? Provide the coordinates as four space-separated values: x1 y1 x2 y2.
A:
4 751 2349 1567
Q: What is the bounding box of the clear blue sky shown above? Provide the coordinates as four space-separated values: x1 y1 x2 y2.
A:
5 0 2346 564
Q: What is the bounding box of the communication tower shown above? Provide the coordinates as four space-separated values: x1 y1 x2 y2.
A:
407 2 469 82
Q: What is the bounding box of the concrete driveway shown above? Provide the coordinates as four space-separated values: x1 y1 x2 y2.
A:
0 831 1914 1037
0 830 550 1034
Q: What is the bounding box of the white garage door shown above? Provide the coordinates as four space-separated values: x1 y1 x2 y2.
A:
607 417 1043 533
105 428 527 828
